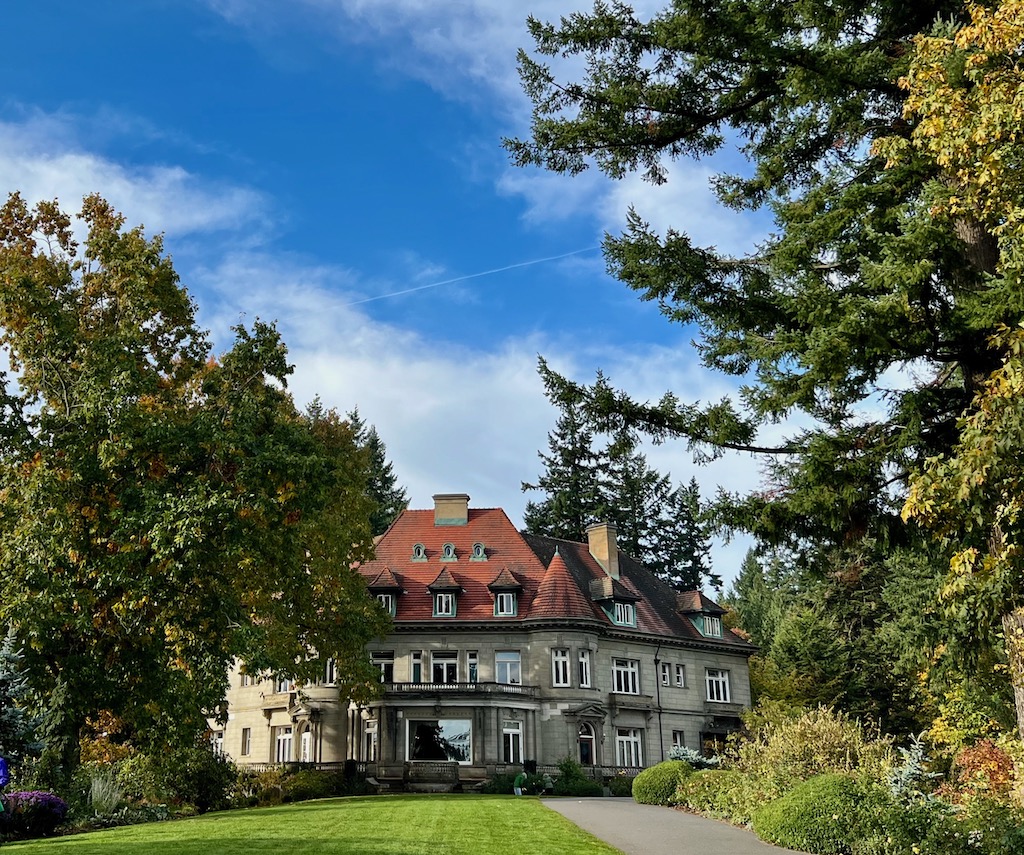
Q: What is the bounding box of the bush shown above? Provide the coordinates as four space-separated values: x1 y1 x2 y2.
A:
674 768 780 825
607 775 634 797
116 753 160 803
668 745 721 770
734 706 894 794
153 739 236 812
0 791 69 838
282 769 334 802
551 757 603 797
632 760 691 805
89 766 123 816
752 774 887 855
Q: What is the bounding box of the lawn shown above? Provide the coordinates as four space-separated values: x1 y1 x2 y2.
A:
1 795 623 855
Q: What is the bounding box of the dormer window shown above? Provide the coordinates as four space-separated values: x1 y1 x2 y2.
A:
494 592 517 617
471 542 487 561
434 592 456 617
702 615 723 637
441 542 457 561
613 602 636 626
412 543 427 561
377 593 396 616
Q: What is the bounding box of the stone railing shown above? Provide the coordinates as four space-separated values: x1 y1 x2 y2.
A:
386 681 538 698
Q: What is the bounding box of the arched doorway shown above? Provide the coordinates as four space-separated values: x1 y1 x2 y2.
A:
578 722 596 766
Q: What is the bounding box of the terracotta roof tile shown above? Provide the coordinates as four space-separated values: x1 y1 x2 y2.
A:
367 567 402 592
530 549 599 620
488 568 522 591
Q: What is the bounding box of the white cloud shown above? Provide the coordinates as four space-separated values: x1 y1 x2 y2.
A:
0 111 268 240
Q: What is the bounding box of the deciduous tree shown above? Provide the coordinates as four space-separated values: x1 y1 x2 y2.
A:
0 194 389 777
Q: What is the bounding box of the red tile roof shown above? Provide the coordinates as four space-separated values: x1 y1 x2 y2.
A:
357 504 754 651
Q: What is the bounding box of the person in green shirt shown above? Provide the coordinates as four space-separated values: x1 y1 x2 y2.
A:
513 771 527 796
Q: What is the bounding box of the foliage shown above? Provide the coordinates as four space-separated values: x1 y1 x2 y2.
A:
524 360 717 589
0 631 40 767
116 752 160 804
88 766 124 816
0 194 390 775
281 769 336 802
732 706 895 792
631 759 691 804
0 790 69 838
673 768 779 825
667 745 720 770
551 756 603 797
151 738 236 813
928 683 1015 757
943 739 1015 804
606 774 634 797
346 406 408 536
752 774 889 855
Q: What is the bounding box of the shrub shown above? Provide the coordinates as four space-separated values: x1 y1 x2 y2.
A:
552 756 602 797
282 769 334 802
0 791 69 838
734 706 894 793
945 740 1015 804
607 775 634 797
89 766 123 816
668 745 721 770
632 760 691 805
116 753 160 803
153 739 236 812
479 773 516 795
674 768 780 825
752 774 887 855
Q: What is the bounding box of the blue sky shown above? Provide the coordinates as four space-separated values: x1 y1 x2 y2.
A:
3 1 770 585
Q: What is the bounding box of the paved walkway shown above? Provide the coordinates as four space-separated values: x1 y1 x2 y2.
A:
542 797 804 855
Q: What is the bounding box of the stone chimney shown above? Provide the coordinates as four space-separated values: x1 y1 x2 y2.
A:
586 521 619 580
433 493 470 526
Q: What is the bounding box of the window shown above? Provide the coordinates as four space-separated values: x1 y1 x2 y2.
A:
706 668 731 703
495 651 521 685
377 593 395 615
704 615 723 637
471 542 487 561
552 649 570 687
211 730 224 755
240 672 251 687
502 719 522 764
432 650 458 683
275 676 291 694
275 726 293 763
613 602 636 626
411 651 423 684
372 651 394 683
612 658 640 694
494 591 517 616
616 728 643 767
441 542 457 561
324 658 336 686
240 727 251 756
675 664 686 688
578 722 596 766
660 662 671 686
578 650 592 688
409 719 472 763
434 592 456 617
412 543 426 561
467 650 478 684
672 730 685 750
364 721 378 762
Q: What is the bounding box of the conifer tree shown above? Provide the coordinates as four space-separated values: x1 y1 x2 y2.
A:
347 407 409 536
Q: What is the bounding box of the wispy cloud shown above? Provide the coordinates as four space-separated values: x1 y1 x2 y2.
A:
0 110 269 239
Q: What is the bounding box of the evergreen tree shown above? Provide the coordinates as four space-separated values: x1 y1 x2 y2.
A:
0 632 40 766
347 407 408 536
522 359 610 541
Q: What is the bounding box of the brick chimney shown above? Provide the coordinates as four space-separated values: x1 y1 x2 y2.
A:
433 493 470 526
586 521 619 580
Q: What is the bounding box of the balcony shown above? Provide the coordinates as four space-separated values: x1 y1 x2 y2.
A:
384 681 538 699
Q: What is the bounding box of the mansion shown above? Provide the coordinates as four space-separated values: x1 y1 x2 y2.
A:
213 494 754 785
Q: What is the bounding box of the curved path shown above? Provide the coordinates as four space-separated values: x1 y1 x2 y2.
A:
542 797 805 855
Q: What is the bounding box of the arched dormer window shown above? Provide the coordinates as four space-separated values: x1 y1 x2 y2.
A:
471 542 487 561
411 543 427 562
441 542 457 562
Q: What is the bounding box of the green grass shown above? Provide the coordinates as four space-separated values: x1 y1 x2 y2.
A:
2 795 623 855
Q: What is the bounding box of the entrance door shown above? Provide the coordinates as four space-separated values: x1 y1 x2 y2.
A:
300 728 313 763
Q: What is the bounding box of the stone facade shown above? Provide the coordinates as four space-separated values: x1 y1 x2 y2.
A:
213 494 755 784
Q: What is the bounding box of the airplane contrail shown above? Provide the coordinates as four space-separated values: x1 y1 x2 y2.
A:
345 246 601 306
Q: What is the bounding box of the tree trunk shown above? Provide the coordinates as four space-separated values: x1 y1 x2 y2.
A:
1002 608 1024 743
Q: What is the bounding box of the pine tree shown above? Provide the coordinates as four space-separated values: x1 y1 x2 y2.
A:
347 407 409 537
0 632 41 765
